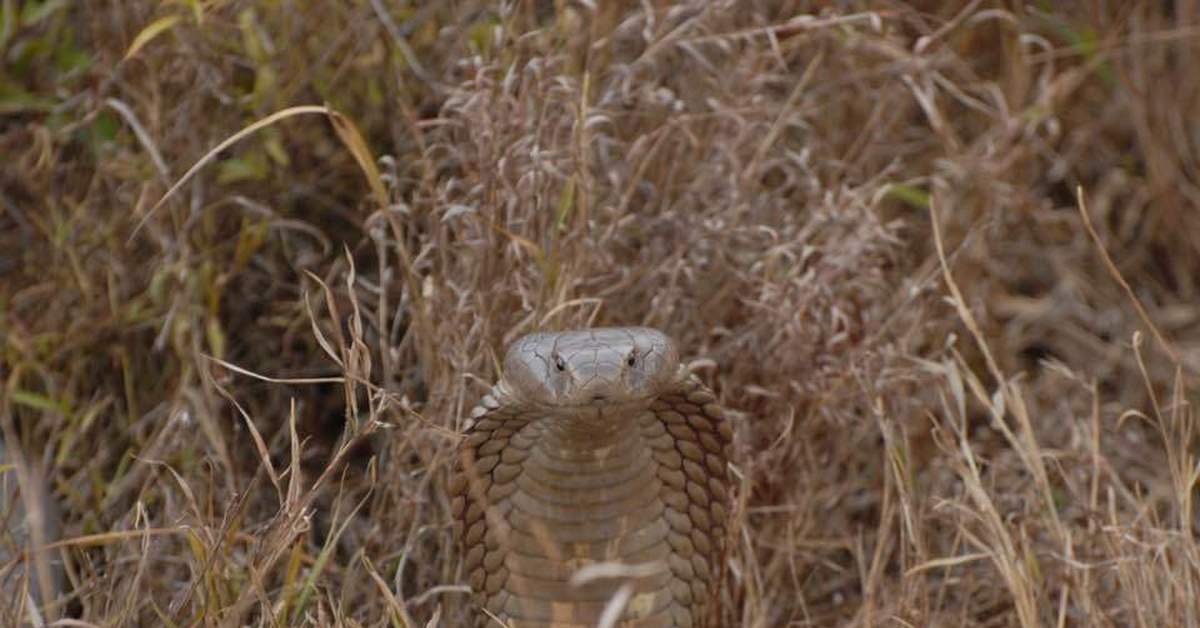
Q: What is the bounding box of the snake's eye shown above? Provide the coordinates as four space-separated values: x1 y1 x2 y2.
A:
626 352 637 367
553 354 566 371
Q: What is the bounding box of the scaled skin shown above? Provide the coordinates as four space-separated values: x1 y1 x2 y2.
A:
452 328 732 628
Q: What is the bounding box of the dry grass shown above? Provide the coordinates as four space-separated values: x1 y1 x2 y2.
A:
1 1 1199 626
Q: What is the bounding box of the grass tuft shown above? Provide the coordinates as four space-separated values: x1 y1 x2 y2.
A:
1 2 1199 625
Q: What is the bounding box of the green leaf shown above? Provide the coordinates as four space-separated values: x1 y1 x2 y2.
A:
555 177 576 232
11 389 69 414
885 184 930 210
217 150 270 184
20 0 70 25
90 110 119 145
53 42 92 75
125 14 181 61
0 81 55 113
1 0 17 51
263 130 289 166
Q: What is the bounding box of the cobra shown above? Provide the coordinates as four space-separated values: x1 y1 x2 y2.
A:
449 328 734 627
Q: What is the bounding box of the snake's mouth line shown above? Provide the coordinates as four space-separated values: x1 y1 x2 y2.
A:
536 397 658 413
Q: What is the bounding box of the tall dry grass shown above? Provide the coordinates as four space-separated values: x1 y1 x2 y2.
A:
1 1 1198 626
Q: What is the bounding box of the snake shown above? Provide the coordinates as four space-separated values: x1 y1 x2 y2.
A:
449 328 734 627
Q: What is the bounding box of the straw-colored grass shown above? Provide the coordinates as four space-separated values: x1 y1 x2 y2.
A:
1 2 1198 625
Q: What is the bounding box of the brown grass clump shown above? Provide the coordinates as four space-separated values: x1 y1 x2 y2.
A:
1 1 1199 625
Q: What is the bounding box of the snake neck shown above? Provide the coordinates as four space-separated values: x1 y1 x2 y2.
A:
525 407 648 476
541 400 651 437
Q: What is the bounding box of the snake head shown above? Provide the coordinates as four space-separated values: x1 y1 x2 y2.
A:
501 327 681 409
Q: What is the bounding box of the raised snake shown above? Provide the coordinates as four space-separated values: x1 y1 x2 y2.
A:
450 328 733 627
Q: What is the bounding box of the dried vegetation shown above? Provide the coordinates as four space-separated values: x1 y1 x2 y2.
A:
1 1 1199 626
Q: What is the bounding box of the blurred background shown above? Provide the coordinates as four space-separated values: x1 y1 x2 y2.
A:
1 1 1198 625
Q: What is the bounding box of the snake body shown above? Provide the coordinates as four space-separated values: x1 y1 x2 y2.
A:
450 328 733 627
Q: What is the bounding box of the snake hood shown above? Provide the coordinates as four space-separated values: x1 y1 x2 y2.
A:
498 327 683 411
453 327 733 627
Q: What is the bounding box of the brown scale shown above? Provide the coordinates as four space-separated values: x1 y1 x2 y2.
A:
448 328 734 627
